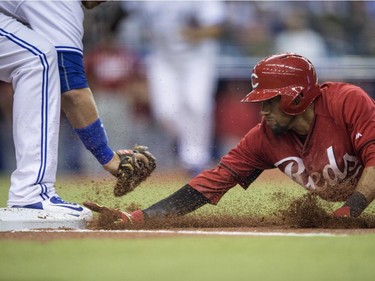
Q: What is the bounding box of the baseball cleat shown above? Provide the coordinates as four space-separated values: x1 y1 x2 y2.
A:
12 196 93 221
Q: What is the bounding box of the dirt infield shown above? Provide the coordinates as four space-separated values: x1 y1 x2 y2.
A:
2 172 375 241
2 192 375 241
2 210 375 242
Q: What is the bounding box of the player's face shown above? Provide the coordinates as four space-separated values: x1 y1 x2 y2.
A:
260 96 294 135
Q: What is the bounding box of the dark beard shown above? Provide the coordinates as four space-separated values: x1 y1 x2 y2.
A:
270 124 289 135
270 115 295 136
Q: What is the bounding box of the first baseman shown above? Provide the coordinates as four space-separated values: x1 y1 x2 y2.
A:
0 12 92 219
0 1 155 200
85 53 375 224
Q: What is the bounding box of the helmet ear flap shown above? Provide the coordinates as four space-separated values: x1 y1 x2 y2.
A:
280 87 320 115
292 92 304 105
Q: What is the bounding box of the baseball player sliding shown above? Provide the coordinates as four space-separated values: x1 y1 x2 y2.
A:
85 53 375 225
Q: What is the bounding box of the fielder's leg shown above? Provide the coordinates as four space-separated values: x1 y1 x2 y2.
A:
0 15 60 206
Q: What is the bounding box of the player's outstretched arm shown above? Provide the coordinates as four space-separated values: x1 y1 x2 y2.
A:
142 184 210 219
333 166 375 217
84 185 210 226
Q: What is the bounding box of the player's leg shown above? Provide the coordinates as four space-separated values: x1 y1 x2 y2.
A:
145 54 182 165
0 15 92 220
0 15 60 205
146 54 181 136
178 50 218 174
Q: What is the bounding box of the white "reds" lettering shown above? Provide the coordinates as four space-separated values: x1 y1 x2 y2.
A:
274 146 362 190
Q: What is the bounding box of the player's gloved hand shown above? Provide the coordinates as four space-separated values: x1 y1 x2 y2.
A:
114 145 156 197
83 201 145 227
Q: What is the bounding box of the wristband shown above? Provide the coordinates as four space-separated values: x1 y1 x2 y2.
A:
74 118 114 165
129 210 145 225
332 206 351 217
343 192 368 217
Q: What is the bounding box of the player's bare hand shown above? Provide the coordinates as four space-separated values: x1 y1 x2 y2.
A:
83 201 145 229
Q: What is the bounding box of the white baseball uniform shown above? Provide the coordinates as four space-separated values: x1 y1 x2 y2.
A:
0 0 83 206
0 0 84 55
0 13 61 206
125 1 225 171
1 1 117 171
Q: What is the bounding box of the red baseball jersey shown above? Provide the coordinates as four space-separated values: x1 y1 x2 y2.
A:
189 82 375 203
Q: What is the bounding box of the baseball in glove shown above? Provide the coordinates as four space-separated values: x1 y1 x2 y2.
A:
114 145 156 197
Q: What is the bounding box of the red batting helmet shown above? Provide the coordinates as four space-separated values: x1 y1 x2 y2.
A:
241 53 322 115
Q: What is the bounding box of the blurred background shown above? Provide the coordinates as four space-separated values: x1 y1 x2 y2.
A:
1 0 375 177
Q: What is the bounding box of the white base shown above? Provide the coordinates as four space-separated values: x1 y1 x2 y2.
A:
0 208 87 232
